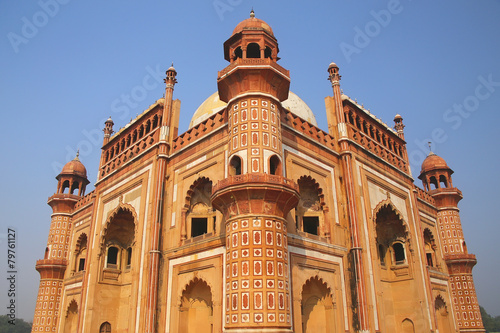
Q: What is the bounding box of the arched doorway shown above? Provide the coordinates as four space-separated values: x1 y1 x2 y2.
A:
401 318 415 333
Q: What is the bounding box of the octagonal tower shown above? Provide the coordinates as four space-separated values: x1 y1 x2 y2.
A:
419 152 485 332
32 154 89 332
211 10 299 332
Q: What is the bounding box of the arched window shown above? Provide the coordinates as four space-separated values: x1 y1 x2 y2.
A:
269 155 281 175
99 322 111 333
264 46 272 58
103 207 135 273
247 43 260 58
126 247 132 268
73 233 88 273
106 246 119 268
229 155 242 176
186 178 216 240
429 176 438 190
439 175 448 188
62 180 70 194
392 242 406 264
374 204 408 267
424 229 436 267
296 176 325 236
70 181 80 195
234 46 242 60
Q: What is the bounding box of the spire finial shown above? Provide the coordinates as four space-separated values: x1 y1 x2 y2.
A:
75 150 80 161
428 141 434 155
250 8 255 18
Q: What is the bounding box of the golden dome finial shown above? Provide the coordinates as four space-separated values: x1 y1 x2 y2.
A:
250 8 255 18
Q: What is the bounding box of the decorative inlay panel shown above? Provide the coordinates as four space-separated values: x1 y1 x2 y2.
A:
224 217 290 327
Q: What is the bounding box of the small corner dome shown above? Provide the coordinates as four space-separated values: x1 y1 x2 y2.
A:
189 91 317 129
420 152 450 175
232 12 274 37
60 155 87 179
328 62 338 69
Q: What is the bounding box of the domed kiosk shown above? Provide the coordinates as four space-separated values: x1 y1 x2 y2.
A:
55 152 89 196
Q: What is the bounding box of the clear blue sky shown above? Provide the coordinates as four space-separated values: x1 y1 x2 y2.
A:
1 0 499 322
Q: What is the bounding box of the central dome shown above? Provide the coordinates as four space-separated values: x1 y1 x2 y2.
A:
232 10 274 37
189 91 317 128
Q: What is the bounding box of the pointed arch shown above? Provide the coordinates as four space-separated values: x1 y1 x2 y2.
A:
75 233 88 253
300 276 336 333
401 318 415 333
74 233 88 272
179 277 213 333
435 295 453 332
184 177 213 209
298 176 325 207
373 199 409 266
296 176 329 236
65 299 78 317
100 202 137 274
373 200 406 227
180 277 214 300
182 177 215 240
99 322 111 333
423 228 437 267
101 202 138 251
299 275 333 299
63 299 78 333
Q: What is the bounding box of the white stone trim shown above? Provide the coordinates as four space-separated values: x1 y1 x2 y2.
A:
186 155 207 170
